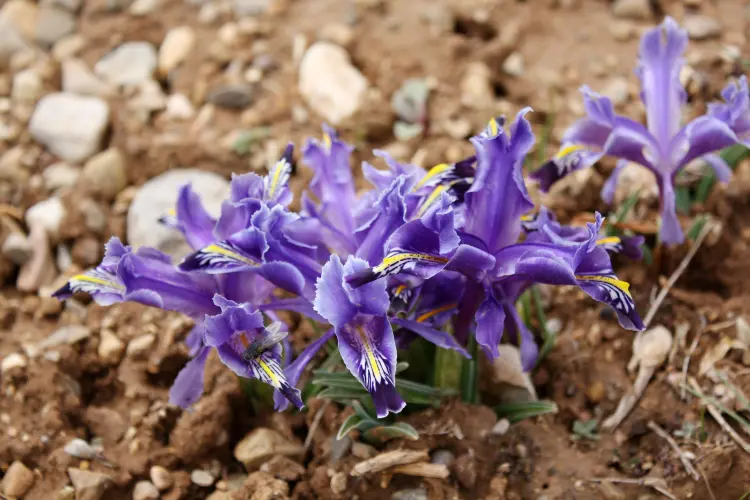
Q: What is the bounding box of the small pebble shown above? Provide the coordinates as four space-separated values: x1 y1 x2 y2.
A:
330 472 347 495
1 353 27 374
126 334 155 359
492 418 511 436
150 465 172 491
98 330 125 365
133 480 159 500
191 469 214 487
431 449 455 466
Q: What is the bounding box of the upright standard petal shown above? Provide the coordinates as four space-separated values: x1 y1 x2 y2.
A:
174 184 217 250
302 126 357 237
346 190 458 288
636 17 688 151
708 76 750 146
354 176 409 265
464 110 535 252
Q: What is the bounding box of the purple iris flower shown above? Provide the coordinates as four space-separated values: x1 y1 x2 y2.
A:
346 111 644 369
314 254 405 417
522 208 645 261
531 17 745 244
170 295 303 410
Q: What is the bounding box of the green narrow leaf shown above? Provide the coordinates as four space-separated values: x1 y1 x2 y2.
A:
433 347 463 391
461 335 479 404
695 144 750 204
532 285 556 364
337 414 366 440
674 186 692 215
494 400 558 423
686 215 708 241
316 387 369 401
640 242 653 266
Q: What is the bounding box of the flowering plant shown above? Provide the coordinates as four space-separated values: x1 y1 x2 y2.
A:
55 113 644 418
531 17 749 244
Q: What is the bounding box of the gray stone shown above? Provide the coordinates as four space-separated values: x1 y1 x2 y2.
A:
94 42 157 86
61 58 114 97
231 0 271 17
392 489 428 500
67 468 112 500
611 0 652 20
207 83 254 109
29 93 110 163
43 162 80 191
684 15 722 40
127 169 229 259
430 449 455 466
329 435 351 463
2 461 35 497
298 42 368 125
35 6 75 47
81 147 127 200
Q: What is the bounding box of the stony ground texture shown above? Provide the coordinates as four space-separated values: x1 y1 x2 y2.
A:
0 0 749 498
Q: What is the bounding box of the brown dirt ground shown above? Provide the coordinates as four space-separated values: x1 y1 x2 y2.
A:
2 0 750 498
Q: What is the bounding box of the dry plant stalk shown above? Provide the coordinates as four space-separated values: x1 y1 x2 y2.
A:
350 449 429 476
646 420 700 481
390 462 450 478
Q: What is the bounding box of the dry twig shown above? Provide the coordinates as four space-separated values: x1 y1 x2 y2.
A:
303 401 329 455
647 420 700 481
629 220 713 371
681 315 706 400
351 449 429 476
687 377 750 455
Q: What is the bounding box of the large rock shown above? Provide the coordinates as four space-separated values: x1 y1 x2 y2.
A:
127 169 229 259
298 42 368 125
234 428 303 470
94 42 157 86
29 93 110 163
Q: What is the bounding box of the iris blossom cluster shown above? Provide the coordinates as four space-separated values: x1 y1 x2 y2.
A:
532 17 749 244
55 112 644 418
